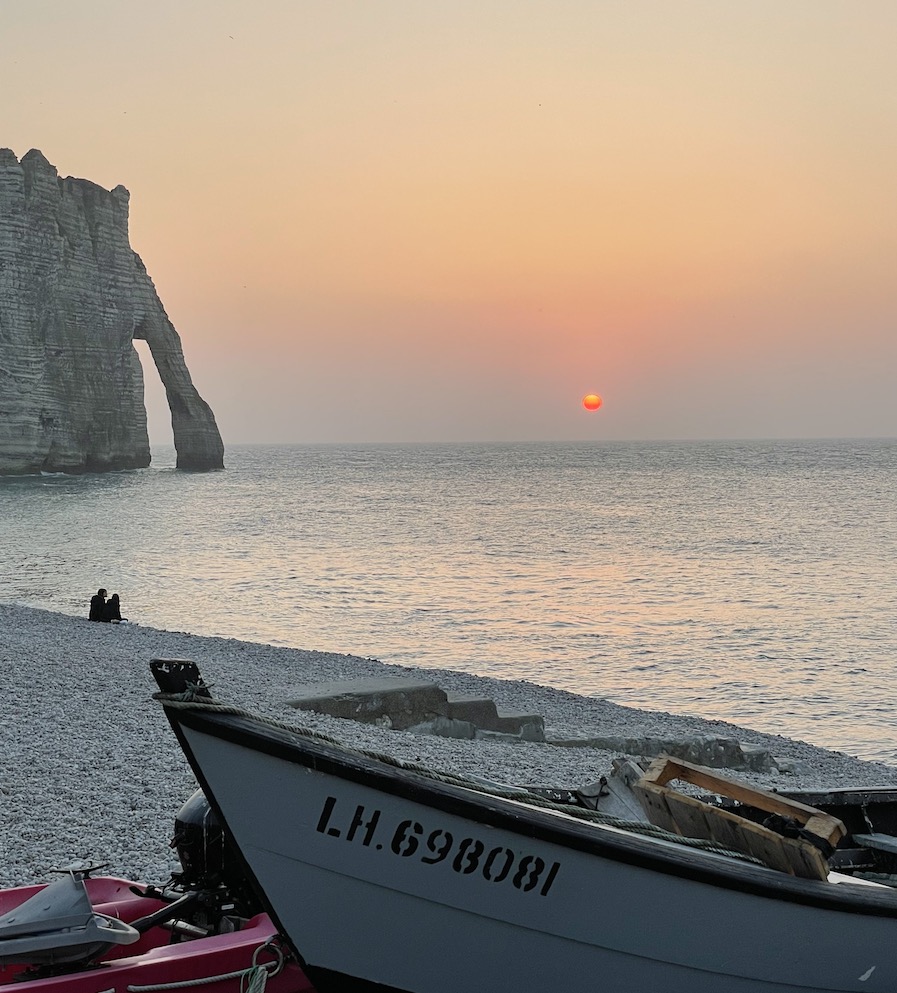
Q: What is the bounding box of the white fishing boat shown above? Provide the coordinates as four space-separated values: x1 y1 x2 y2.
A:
151 659 897 993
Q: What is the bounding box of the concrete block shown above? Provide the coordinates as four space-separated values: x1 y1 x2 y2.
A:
518 721 546 743
475 729 524 743
493 710 545 736
287 677 448 730
739 743 777 772
544 733 780 774
445 694 499 727
408 717 478 740
475 722 545 743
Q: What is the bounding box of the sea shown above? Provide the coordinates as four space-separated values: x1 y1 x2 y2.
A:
2 439 896 765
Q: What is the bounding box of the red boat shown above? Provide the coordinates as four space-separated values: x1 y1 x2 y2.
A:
0 792 315 992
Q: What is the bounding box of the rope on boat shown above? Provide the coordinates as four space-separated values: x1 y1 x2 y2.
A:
125 935 283 992
241 965 268 993
155 690 762 865
126 964 267 991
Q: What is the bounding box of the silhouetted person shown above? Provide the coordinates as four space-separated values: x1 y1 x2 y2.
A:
89 588 107 622
103 593 124 623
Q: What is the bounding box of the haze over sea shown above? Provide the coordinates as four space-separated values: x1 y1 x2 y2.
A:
3 439 895 765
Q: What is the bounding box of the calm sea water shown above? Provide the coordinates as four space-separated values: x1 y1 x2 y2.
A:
2 440 896 764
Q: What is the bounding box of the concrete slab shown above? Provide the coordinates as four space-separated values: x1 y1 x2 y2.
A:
287 677 449 730
544 734 779 772
285 677 546 740
444 694 499 727
408 717 478 740
493 710 546 736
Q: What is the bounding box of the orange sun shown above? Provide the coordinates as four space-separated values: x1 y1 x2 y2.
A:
582 393 603 411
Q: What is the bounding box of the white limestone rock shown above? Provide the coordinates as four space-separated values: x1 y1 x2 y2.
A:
0 148 223 474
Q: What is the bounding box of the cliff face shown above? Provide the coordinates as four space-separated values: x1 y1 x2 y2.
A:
0 148 224 474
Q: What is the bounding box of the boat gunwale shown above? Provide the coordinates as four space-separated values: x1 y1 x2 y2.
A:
164 704 897 921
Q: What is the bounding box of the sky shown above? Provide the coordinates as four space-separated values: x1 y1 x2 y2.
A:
3 1 897 446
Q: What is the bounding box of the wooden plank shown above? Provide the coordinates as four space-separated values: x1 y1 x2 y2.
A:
634 755 843 880
633 785 680 835
791 841 830 880
804 813 847 847
639 756 845 845
642 757 824 820
663 792 713 841
600 769 650 821
741 823 797 875
702 805 747 854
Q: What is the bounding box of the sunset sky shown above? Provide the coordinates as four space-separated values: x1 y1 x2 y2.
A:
4 1 897 445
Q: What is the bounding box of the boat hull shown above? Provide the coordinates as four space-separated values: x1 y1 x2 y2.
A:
167 708 897 993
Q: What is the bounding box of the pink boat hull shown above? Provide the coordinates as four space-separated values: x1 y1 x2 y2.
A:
0 876 316 992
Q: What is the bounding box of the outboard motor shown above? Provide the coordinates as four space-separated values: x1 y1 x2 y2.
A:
171 789 260 917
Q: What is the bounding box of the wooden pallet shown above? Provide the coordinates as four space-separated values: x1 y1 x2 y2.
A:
633 756 847 880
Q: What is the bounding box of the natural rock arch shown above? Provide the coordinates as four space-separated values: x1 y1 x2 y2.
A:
0 148 224 474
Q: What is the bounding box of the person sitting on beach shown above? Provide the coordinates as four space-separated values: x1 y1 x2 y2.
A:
88 588 107 622
102 593 125 623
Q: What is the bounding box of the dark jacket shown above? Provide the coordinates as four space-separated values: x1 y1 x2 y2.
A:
89 594 106 621
103 595 122 622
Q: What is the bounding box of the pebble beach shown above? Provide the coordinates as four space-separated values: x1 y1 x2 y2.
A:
2 603 896 889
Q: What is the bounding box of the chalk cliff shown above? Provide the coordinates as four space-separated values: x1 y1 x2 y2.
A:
0 148 224 474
